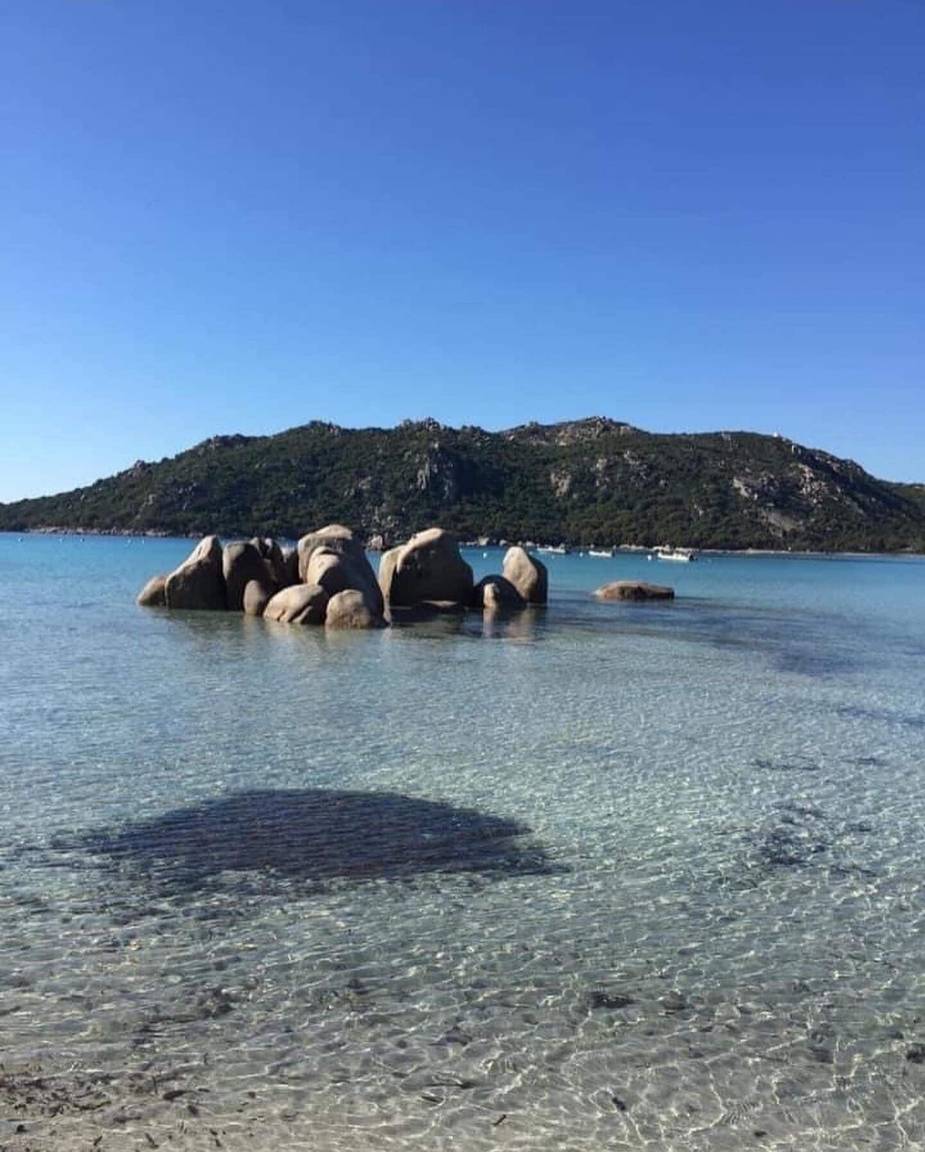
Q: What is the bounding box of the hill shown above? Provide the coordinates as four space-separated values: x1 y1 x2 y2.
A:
1 417 922 552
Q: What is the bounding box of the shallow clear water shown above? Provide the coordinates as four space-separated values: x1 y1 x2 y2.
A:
1 535 924 1151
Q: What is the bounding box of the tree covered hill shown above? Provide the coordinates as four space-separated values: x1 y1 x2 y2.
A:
1 417 922 552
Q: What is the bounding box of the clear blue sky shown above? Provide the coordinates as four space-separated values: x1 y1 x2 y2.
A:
1 0 923 501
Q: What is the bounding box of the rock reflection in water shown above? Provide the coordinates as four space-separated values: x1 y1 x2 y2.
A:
384 603 546 642
83 788 555 891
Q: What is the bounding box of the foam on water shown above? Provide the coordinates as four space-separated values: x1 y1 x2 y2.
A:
1 536 924 1150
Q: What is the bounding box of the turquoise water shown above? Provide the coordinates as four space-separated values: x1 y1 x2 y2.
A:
1 534 924 1151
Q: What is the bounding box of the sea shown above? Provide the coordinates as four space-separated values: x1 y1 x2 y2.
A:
1 533 924 1151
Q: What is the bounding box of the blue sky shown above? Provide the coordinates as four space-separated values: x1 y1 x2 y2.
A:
1 0 923 500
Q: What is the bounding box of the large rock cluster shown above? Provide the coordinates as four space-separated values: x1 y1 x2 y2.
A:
138 526 554 627
137 525 386 629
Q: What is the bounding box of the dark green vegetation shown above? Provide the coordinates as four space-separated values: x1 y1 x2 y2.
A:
2 418 923 551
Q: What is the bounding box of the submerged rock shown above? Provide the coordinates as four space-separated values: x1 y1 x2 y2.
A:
502 546 547 604
83 786 555 888
136 573 168 607
164 536 227 610
594 581 674 601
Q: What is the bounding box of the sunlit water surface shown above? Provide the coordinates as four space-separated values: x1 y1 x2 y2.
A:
1 535 924 1151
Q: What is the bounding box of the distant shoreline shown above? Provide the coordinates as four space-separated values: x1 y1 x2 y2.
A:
2 419 922 556
3 526 922 559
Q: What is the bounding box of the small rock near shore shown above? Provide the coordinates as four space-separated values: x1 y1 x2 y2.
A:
594 581 675 601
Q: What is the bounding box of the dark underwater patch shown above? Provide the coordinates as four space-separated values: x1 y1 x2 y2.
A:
753 755 822 774
79 787 557 894
739 796 878 881
836 705 925 731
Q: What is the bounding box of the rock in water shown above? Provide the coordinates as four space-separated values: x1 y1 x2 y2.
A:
263 583 329 624
305 547 376 607
502 546 547 605
297 523 363 578
379 528 474 607
377 546 401 604
325 589 387 630
250 537 290 588
137 573 168 607
594 581 674 601
471 575 525 610
164 536 227 610
243 579 272 617
297 525 384 616
223 541 273 611
282 546 300 587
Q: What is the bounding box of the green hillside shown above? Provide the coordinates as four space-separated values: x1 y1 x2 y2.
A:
1 418 922 552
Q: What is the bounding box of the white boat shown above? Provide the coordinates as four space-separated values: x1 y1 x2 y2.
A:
588 548 614 558
656 547 697 563
537 544 569 555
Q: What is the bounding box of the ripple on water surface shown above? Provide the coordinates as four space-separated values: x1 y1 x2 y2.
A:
0 538 924 1150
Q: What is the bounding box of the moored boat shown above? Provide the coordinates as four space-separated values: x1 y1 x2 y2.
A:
655 547 697 562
